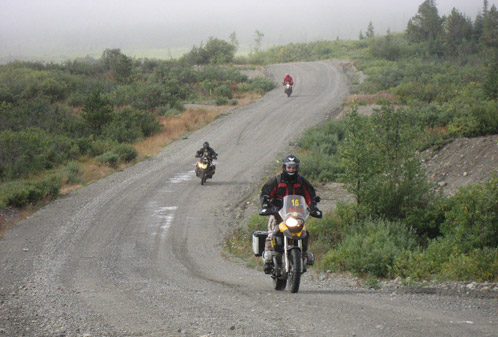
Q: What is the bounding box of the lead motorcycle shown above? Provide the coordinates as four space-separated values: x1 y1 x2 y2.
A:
194 152 216 185
253 194 321 293
283 81 293 97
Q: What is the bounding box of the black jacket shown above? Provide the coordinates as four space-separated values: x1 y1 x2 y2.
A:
260 172 316 209
196 147 217 160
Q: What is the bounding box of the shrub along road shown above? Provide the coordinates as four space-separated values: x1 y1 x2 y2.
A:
0 61 496 337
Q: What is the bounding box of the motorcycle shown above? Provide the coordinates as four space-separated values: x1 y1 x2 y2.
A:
283 81 293 97
194 152 216 185
253 194 321 293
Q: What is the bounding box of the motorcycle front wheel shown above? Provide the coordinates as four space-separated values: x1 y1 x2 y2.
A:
287 249 302 293
201 172 206 185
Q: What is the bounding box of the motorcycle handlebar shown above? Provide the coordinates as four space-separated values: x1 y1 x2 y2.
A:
259 205 278 216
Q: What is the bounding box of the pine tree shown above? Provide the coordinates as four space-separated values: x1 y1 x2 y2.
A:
443 8 473 53
406 0 443 42
366 22 375 39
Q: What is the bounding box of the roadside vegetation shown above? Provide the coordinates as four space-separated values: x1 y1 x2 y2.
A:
229 0 498 282
0 37 274 227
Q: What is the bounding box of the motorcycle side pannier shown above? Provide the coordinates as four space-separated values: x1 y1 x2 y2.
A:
252 230 268 256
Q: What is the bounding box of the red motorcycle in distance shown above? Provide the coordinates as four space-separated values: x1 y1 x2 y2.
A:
283 81 293 97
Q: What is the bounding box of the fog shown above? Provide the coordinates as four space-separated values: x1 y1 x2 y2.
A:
0 0 494 62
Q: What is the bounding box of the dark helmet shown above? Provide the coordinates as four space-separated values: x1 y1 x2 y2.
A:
203 141 209 148
282 154 300 175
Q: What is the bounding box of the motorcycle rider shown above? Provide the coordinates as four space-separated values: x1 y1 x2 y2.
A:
195 142 218 177
196 141 217 161
259 154 321 273
283 73 294 85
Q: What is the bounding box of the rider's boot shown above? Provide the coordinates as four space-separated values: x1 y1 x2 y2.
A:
304 251 315 265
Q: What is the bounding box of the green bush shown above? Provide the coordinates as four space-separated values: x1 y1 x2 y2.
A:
307 212 349 260
88 139 114 157
249 76 275 93
95 151 119 167
440 173 498 252
64 161 83 184
0 128 55 179
112 143 138 162
392 236 459 280
393 238 498 282
236 82 250 93
321 219 417 277
169 100 186 112
214 83 233 99
215 97 228 105
102 107 161 143
299 152 343 182
0 175 61 208
441 248 498 282
28 175 61 201
297 120 345 181
75 137 93 155
0 182 30 207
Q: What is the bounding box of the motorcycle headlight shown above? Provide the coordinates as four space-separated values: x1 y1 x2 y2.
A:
285 217 303 228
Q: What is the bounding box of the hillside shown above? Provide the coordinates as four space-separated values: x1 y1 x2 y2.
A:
422 135 498 196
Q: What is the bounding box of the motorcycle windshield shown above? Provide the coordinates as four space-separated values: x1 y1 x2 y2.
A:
278 195 309 221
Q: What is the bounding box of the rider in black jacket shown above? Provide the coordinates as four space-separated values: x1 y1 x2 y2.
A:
196 142 217 161
259 154 321 272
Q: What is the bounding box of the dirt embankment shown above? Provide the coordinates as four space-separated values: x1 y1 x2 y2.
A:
339 61 497 196
421 135 498 196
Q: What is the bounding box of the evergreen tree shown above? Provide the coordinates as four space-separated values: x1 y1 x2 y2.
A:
204 37 236 64
366 22 375 39
443 8 473 53
473 12 484 42
82 89 113 134
229 32 240 53
101 48 132 83
254 30 264 53
406 0 443 42
483 53 498 100
482 5 498 49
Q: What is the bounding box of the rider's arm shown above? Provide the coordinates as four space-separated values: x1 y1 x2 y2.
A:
301 176 316 206
260 177 278 204
301 177 322 217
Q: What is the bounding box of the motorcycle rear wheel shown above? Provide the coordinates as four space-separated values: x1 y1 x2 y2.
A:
287 249 302 293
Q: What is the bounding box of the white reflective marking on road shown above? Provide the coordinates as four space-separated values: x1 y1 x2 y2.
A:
148 204 178 237
168 171 194 184
159 214 174 229
157 206 178 212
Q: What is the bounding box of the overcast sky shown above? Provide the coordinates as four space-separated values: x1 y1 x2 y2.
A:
0 0 494 62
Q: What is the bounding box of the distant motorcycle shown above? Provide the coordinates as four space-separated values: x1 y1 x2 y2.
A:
253 194 321 293
195 152 216 185
283 81 293 97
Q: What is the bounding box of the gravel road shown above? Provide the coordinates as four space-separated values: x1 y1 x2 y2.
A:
0 61 496 337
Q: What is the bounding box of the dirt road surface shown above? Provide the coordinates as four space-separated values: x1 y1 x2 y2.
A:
1 61 496 337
